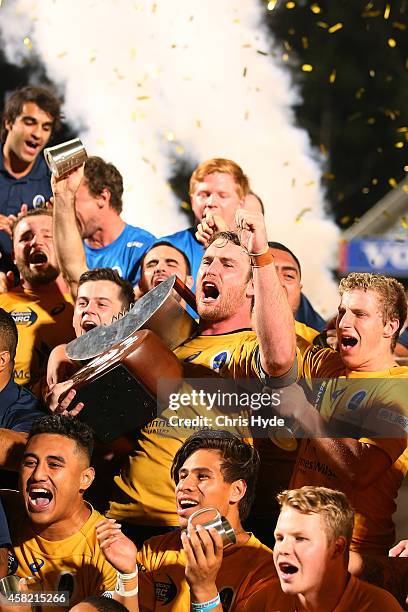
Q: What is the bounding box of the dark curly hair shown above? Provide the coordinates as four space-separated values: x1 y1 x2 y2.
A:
28 415 94 464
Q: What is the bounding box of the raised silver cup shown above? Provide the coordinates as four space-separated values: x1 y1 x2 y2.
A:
43 138 87 178
185 507 236 548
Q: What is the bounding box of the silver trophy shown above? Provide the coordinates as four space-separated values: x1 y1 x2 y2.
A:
184 507 236 548
44 138 87 178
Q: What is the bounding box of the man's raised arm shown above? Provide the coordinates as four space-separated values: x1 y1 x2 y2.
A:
51 165 88 300
235 209 296 378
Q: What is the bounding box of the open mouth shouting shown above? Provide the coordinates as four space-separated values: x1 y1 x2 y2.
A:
201 281 220 303
28 250 48 266
25 140 40 156
27 486 54 513
80 318 99 333
277 561 299 582
339 335 358 352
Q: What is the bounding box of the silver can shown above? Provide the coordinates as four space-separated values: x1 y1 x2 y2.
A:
184 507 236 548
43 138 87 178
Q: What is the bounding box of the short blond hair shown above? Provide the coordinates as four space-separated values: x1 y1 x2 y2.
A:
277 486 354 546
189 158 250 199
339 272 407 350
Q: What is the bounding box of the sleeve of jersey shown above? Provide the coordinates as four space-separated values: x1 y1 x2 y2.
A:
0 498 11 547
359 381 407 463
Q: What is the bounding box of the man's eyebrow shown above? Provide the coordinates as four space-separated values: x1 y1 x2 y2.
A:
179 466 214 474
22 453 66 463
22 114 53 127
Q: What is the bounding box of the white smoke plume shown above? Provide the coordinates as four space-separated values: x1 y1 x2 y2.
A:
0 0 339 314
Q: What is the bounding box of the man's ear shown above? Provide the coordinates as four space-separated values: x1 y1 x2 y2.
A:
79 466 95 492
98 187 111 209
229 479 247 505
383 318 399 340
4 119 13 133
331 535 347 560
186 275 194 290
0 350 11 373
245 278 255 299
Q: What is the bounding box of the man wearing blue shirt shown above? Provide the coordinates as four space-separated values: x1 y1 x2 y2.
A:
0 308 44 433
52 156 155 297
0 86 61 269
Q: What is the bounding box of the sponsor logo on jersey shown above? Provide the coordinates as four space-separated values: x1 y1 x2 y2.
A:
154 574 177 605
346 390 367 411
8 552 18 574
127 241 143 248
32 194 46 209
10 308 38 327
184 352 202 362
29 558 45 573
211 350 231 372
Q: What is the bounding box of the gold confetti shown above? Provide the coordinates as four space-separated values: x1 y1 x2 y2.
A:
286 1 296 8
323 172 335 180
317 21 329 29
233 18 240 23
283 161 290 166
131 111 137 121
301 63 313 72
388 38 396 47
89 56 96 63
396 127 408 132
166 131 175 141
362 10 380 17
151 3 157 12
267 0 277 9
175 145 184 155
355 87 365 99
388 178 397 188
282 53 289 61
310 4 321 14
372 178 378 185
244 110 249 120
57 51 67 58
291 178 296 187
369 69 375 77
384 3 390 19
328 23 343 33
395 142 404 148
256 50 268 56
137 96 150 100
340 215 350 224
382 210 392 219
243 67 247 77
362 187 370 194
329 69 336 83
23 36 32 49
181 201 190 210
283 40 292 51
366 117 376 124
130 48 137 60
302 37 309 49
402 185 408 193
392 22 406 30
305 180 315 186
196 119 202 128
401 217 408 229
295 207 311 223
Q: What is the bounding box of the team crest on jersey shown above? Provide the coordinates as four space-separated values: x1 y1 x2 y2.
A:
211 350 231 372
29 558 44 573
8 551 18 574
331 388 346 401
154 574 177 605
346 390 367 411
11 308 38 327
184 352 202 363
32 194 46 209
